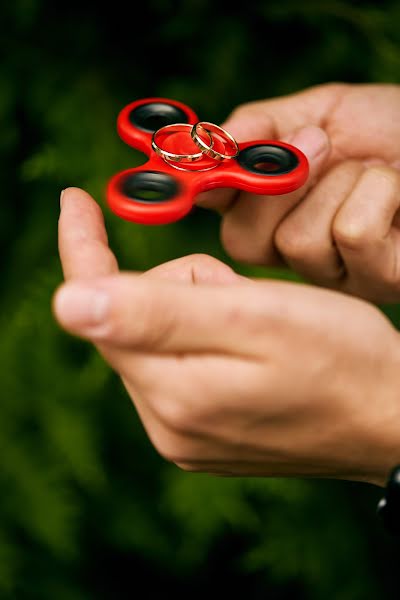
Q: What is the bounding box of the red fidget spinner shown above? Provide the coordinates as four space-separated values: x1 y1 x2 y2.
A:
106 97 309 225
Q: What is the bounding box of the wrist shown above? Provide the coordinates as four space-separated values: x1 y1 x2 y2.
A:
362 331 400 487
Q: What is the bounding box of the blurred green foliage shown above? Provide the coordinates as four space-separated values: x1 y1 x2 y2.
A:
1 0 400 598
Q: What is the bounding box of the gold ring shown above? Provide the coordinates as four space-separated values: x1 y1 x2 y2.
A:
151 123 213 163
191 121 239 160
163 156 220 172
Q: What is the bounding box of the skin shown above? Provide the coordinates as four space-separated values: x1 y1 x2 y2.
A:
198 82 400 303
52 187 400 488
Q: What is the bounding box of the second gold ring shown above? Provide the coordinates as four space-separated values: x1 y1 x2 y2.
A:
191 121 239 160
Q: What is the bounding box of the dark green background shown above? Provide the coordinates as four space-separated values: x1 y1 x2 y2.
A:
1 1 400 598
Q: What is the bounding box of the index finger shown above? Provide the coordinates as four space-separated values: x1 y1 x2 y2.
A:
58 187 119 280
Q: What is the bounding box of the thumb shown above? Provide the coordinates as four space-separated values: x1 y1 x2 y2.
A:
284 124 331 184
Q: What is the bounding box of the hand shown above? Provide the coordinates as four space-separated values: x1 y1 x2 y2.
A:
198 82 400 303
52 188 400 487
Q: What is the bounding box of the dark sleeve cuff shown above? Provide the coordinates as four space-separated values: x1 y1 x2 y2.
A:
377 465 400 536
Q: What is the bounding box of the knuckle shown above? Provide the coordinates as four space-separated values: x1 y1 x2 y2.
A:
332 217 369 251
188 253 237 284
188 253 222 273
275 222 315 261
224 299 266 338
332 165 400 252
365 165 400 185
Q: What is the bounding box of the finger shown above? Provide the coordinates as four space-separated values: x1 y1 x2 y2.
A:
58 187 119 280
332 166 400 302
52 274 289 356
274 160 364 285
220 125 331 265
196 83 346 213
141 253 247 285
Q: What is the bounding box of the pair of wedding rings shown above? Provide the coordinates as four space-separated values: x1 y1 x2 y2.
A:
151 121 239 171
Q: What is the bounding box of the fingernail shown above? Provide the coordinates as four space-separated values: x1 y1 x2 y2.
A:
288 126 329 160
60 189 65 209
54 283 109 331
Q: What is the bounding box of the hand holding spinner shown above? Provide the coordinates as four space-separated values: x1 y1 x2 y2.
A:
106 97 309 225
